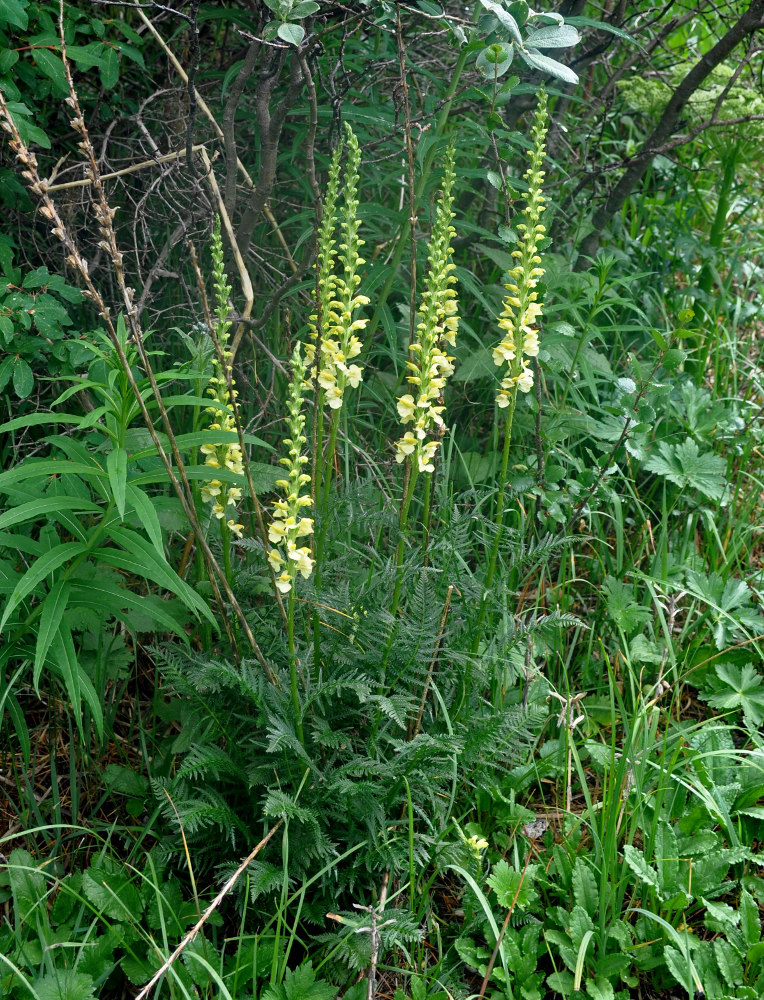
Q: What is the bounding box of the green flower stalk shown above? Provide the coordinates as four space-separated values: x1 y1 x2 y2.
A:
200 219 245 539
470 89 550 662
493 87 548 405
267 344 314 596
394 145 459 474
305 124 369 412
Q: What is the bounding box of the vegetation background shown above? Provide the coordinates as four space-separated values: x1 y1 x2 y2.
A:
1 1 764 999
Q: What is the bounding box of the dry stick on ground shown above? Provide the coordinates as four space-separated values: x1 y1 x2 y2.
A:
478 843 535 999
134 819 283 1000
576 0 764 265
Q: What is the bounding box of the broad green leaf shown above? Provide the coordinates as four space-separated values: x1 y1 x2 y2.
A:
525 24 579 48
34 580 71 690
0 495 100 531
291 0 319 14
520 48 579 84
100 45 119 89
0 0 28 29
476 43 514 78
65 43 106 70
602 575 651 633
277 22 305 45
32 48 68 93
0 541 88 632
713 938 742 988
7 849 46 922
12 358 34 398
479 0 523 44
107 446 128 518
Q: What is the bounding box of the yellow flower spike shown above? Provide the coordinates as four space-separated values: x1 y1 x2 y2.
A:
267 344 315 595
199 218 246 538
306 125 368 416
393 144 459 474
493 89 549 403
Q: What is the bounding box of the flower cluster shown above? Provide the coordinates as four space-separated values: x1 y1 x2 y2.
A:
268 344 315 594
494 88 549 407
304 124 369 410
199 220 245 538
395 146 459 473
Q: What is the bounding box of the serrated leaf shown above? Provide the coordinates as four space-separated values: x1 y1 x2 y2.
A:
706 663 764 727
261 961 336 1000
585 975 614 1000
83 859 143 921
32 970 96 1000
713 938 743 988
622 845 660 892
663 945 696 994
572 859 598 917
602 575 651 633
739 888 760 948
644 438 726 501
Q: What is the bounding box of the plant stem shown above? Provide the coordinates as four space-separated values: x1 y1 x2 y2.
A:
288 590 305 747
470 389 518 658
390 460 420 619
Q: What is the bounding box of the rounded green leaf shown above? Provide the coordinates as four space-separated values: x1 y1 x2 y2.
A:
277 21 305 45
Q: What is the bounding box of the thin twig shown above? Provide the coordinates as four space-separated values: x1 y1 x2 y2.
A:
43 144 210 191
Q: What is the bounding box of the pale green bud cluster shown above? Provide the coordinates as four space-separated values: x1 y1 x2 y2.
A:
395 146 459 473
200 219 244 538
494 88 549 406
305 124 369 411
268 344 314 594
